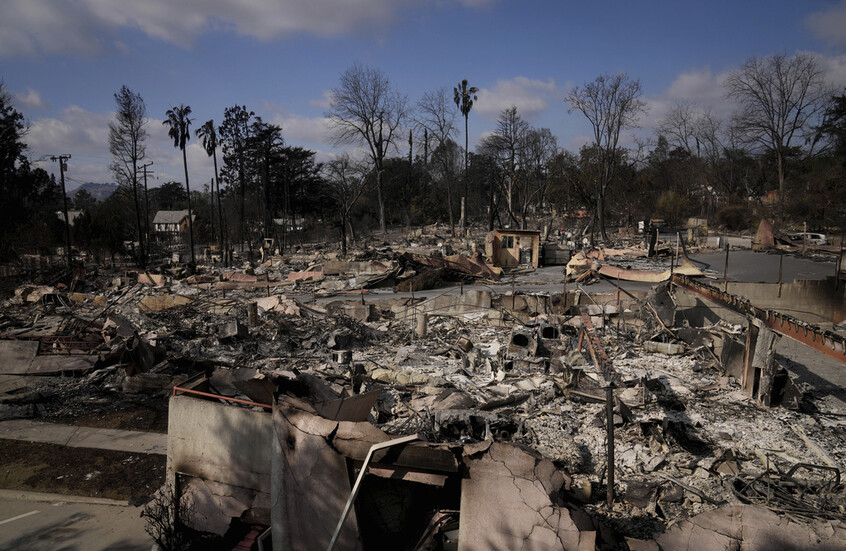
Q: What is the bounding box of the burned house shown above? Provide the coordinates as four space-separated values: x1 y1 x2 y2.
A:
485 229 541 268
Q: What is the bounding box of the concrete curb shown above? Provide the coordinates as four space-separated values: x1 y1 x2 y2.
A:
0 488 133 507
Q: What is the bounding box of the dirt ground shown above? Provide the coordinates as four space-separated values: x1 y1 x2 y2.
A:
52 399 170 433
0 439 165 500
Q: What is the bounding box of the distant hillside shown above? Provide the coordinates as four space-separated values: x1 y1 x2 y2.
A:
70 183 118 202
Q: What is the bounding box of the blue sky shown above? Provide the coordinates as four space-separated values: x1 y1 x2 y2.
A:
2 0 846 190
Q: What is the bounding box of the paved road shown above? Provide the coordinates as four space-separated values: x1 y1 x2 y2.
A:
689 250 836 284
0 493 151 551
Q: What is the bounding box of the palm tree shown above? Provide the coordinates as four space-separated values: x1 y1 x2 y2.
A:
454 79 478 230
195 119 225 263
163 104 195 265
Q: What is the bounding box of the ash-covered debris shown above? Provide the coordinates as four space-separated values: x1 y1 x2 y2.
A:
2 227 846 549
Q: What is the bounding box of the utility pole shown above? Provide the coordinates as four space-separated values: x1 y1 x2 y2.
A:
51 154 73 269
139 161 154 247
208 178 216 253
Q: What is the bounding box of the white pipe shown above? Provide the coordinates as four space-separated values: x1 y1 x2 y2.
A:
326 434 421 551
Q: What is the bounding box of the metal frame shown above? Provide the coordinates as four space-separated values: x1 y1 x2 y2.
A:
672 274 846 364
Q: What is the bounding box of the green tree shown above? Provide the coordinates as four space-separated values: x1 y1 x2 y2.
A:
655 190 691 228
73 188 97 211
0 84 65 259
163 104 195 265
219 105 255 251
195 119 225 256
818 91 846 164
150 181 188 210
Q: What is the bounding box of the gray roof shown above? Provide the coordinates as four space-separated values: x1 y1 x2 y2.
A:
153 210 190 224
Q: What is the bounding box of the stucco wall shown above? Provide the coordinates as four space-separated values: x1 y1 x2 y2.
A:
167 394 273 493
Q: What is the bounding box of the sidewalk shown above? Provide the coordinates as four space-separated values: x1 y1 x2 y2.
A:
0 419 167 455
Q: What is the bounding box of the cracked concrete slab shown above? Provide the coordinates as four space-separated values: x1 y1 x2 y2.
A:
458 441 594 551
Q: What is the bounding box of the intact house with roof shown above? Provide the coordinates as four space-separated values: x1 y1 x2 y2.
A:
153 210 194 242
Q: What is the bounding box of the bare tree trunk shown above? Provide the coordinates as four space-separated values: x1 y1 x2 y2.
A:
447 178 455 236
488 174 496 231
376 168 386 234
597 190 608 242
777 150 784 198
212 150 225 265
340 210 348 256
182 146 195 265
463 114 469 231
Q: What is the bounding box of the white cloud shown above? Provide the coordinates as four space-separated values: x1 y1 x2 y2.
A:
27 106 111 156
25 107 214 187
276 113 332 145
457 0 496 7
3 0 484 56
805 51 846 88
475 76 558 120
309 91 333 110
262 102 333 145
806 0 846 50
15 88 47 109
566 134 592 151
664 68 728 105
638 68 735 134
0 1 104 56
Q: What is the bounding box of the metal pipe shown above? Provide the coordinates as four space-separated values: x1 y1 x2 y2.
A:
605 385 615 508
778 253 783 298
172 386 271 409
326 434 421 551
723 242 730 292
256 527 272 551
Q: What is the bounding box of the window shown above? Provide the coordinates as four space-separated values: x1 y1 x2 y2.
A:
501 235 514 249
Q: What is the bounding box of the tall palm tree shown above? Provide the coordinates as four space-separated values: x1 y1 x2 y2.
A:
195 119 225 262
163 104 195 265
454 79 478 229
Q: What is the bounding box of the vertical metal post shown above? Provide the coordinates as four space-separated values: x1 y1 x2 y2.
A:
511 274 516 310
778 253 784 298
675 232 680 266
139 161 154 246
802 222 808 256
410 284 415 335
615 275 620 309
605 385 615 508
723 243 730 293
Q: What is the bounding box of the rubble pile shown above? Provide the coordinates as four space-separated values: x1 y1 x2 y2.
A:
1 229 845 549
